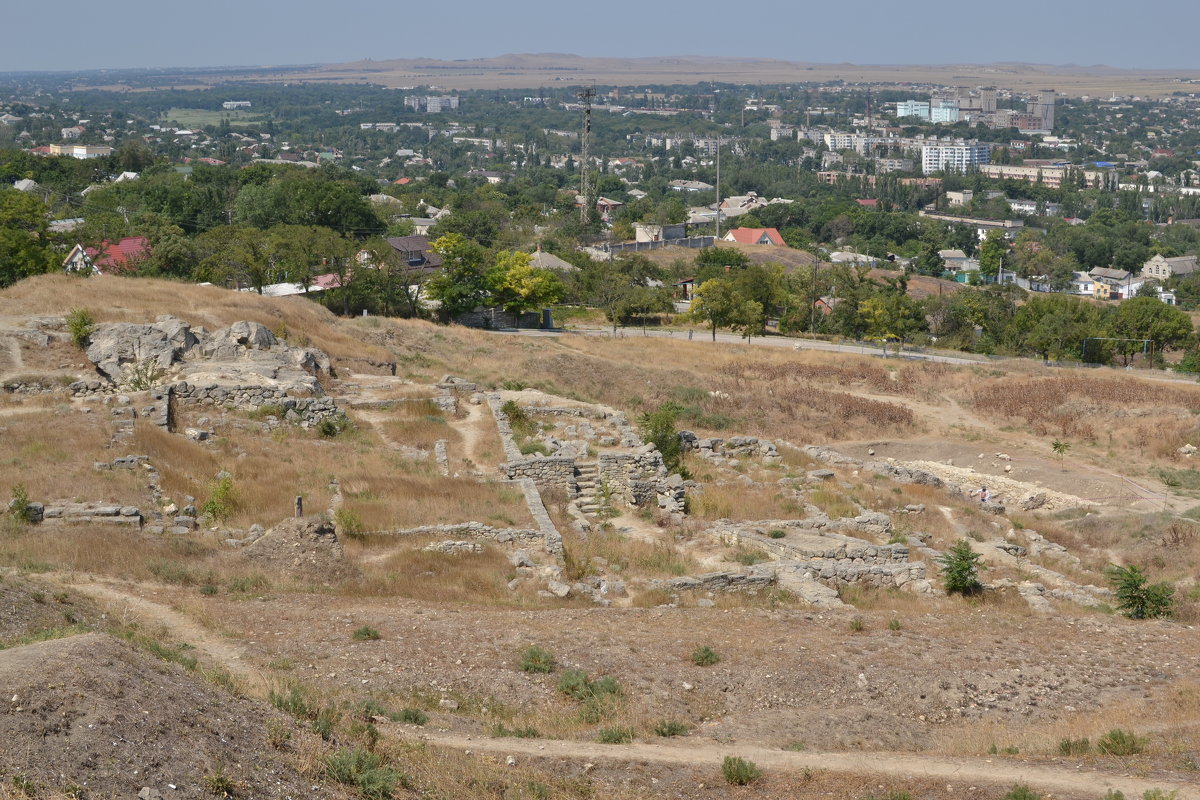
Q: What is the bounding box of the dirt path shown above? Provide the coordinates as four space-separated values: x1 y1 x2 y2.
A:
41 575 1198 799
50 577 264 688
420 733 1199 800
0 332 24 382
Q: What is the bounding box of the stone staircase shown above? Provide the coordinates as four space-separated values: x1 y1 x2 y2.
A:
574 462 601 516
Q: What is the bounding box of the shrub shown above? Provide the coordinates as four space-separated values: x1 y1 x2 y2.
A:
887 618 902 631
1003 785 1041 800
318 416 349 437
1105 564 1174 619
518 645 556 674
125 358 165 391
7 483 32 523
396 708 427 725
269 685 315 719
557 669 594 701
324 748 406 800
654 720 689 737
732 547 769 566
352 626 381 641
66 308 95 349
313 706 339 740
767 529 786 539
491 723 540 738
1098 728 1147 756
691 645 720 666
597 726 634 744
203 766 238 797
722 756 761 786
937 539 983 595
849 616 865 632
265 719 291 750
333 508 364 536
202 473 240 523
1058 737 1090 756
199 584 218 596
638 404 684 474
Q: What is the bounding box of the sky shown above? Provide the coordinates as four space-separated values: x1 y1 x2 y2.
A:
5 0 1200 73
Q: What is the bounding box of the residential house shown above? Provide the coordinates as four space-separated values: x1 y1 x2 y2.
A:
1089 267 1135 300
722 228 785 246
1070 271 1094 296
1141 254 1198 280
529 246 579 273
938 249 977 272
596 197 624 219
668 179 714 192
385 235 443 279
62 237 151 276
634 222 686 243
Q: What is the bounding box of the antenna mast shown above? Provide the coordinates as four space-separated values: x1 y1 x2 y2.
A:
577 86 595 224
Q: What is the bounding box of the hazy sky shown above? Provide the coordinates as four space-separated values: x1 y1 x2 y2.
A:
5 0 1199 72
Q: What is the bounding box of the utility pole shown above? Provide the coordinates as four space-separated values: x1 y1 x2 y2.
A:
715 136 722 241
577 86 595 225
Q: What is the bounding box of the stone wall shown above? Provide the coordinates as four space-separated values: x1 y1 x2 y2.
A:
171 382 342 427
453 309 542 330
597 449 685 512
367 521 544 546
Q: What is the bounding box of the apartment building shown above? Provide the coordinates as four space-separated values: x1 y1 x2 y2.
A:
921 143 989 173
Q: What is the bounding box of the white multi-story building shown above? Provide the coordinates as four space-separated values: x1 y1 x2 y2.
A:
921 143 989 174
895 100 930 120
222 101 252 110
930 98 960 123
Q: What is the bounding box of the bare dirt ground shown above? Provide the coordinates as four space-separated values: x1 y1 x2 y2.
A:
166 54 1200 98
40 573 1200 799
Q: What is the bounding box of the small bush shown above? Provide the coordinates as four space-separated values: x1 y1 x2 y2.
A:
597 726 634 744
557 669 594 700
324 747 406 800
1141 790 1179 800
937 539 983 595
1098 728 1147 756
1003 786 1040 800
318 416 350 437
767 528 786 539
7 483 32 523
518 645 556 673
732 547 769 566
491 723 540 738
265 719 291 750
333 507 365 536
66 308 95 349
692 645 720 666
1058 737 1090 756
396 708 428 725
722 756 761 786
203 766 238 798
1105 564 1174 619
849 616 865 632
202 473 240 523
269 685 315 719
887 618 902 631
313 706 339 741
199 584 218 596
654 720 689 737
352 626 381 641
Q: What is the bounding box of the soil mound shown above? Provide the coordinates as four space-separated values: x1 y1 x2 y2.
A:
244 517 353 583
0 632 348 799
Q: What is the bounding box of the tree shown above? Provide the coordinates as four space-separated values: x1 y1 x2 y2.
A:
424 233 492 319
1111 296 1193 364
936 539 983 595
858 292 922 356
638 404 684 474
977 229 1007 281
1051 438 1071 471
488 251 564 314
0 189 57 287
1104 564 1174 619
689 278 762 341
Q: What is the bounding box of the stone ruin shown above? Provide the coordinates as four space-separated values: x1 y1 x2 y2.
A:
69 317 345 430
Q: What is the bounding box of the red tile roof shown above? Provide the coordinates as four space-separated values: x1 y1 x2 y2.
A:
86 237 151 274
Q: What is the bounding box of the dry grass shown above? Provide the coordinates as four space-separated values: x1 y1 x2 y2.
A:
338 543 521 605
0 274 393 366
132 415 528 530
0 407 149 504
560 528 699 580
376 400 462 451
689 483 806 522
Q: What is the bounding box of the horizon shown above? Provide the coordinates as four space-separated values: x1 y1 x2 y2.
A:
6 0 1200 74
